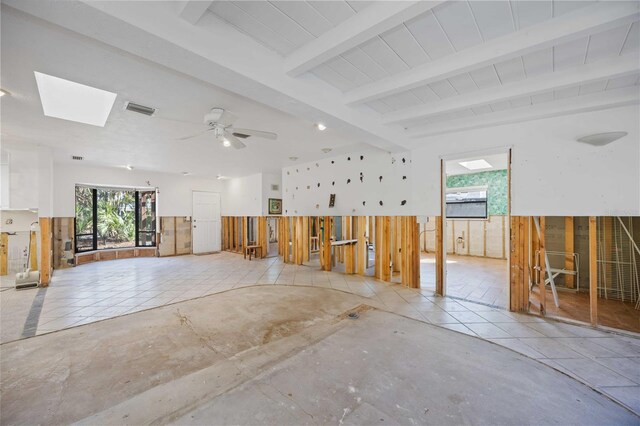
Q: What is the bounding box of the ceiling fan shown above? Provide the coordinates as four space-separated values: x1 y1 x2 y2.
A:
177 108 277 149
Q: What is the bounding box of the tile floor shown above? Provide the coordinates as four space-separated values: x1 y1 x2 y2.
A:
1 252 639 415
420 253 509 308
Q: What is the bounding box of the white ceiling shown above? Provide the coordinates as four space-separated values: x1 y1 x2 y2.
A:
0 5 369 177
1 0 639 177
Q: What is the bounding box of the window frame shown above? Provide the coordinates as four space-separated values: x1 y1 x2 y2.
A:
74 186 157 253
445 186 489 220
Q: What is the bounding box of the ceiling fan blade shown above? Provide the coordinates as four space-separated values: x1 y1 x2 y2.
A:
177 127 213 140
224 131 246 149
218 110 238 126
231 128 277 140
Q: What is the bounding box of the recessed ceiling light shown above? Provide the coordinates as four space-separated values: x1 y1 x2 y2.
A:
34 71 117 127
321 148 332 154
576 131 628 146
0 89 10 97
316 123 327 131
289 156 298 161
125 165 134 171
222 138 231 148
458 159 492 170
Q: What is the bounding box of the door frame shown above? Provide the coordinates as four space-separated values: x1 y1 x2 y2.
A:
191 190 221 254
438 146 512 302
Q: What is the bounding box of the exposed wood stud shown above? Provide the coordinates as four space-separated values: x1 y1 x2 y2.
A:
589 216 598 326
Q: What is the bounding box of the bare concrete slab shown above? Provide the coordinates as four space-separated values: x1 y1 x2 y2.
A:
1 286 637 425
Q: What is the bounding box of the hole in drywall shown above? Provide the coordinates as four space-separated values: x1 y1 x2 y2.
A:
402 158 406 164
347 156 351 161
379 201 383 206
347 179 351 184
401 200 406 206
379 176 383 182
332 181 335 186
331 160 335 164
360 155 364 160
362 201 366 206
402 176 407 180
317 183 320 187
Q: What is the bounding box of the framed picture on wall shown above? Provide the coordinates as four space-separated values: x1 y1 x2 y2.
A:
268 198 282 215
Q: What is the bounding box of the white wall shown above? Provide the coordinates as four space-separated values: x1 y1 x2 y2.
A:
282 148 413 216
411 105 640 216
261 172 282 216
221 173 262 216
53 163 222 217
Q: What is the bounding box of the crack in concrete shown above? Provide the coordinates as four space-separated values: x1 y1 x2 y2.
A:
175 309 219 355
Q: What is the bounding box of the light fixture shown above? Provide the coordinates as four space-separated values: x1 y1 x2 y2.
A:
182 172 191 176
0 89 10 97
316 123 327 131
216 174 225 180
321 148 332 154
458 159 492 170
125 165 134 171
576 131 628 146
222 138 231 148
34 71 117 127
289 156 298 161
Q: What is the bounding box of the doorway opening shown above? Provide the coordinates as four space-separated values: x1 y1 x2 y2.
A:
438 152 510 308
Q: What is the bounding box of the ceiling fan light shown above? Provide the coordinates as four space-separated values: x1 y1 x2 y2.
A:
576 131 628 146
222 138 231 148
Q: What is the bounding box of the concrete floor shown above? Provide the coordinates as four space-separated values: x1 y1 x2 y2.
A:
2 285 637 425
1 253 640 417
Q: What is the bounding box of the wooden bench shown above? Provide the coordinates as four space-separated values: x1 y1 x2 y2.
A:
244 244 262 260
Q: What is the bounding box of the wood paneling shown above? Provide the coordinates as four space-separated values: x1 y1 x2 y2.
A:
435 215 444 296
538 216 547 315
39 217 52 286
375 216 391 281
0 232 7 276
357 216 367 275
400 216 420 288
322 216 331 271
589 216 598 326
509 216 530 312
565 216 575 288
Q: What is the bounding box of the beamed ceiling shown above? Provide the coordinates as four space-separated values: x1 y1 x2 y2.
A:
1 0 639 174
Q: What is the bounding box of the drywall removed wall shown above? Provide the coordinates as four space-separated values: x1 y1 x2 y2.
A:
282 149 413 216
53 163 222 217
411 105 640 216
0 210 39 273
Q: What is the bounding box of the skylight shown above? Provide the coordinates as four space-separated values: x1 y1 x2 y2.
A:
34 71 117 127
458 159 492 170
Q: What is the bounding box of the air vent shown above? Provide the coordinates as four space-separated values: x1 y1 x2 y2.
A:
71 155 83 161
232 132 250 139
125 102 156 116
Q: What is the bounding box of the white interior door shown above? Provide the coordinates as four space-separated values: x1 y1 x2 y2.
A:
192 191 221 254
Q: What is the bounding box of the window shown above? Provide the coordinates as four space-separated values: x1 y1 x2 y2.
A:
446 187 488 219
75 186 156 252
